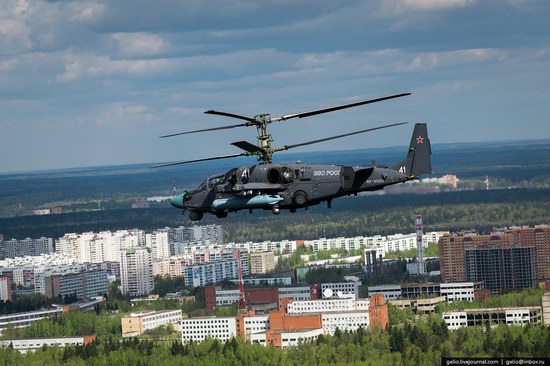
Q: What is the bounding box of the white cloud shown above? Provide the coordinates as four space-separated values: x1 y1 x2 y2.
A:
0 58 18 71
402 0 476 10
57 59 81 81
0 19 32 55
56 52 174 81
69 2 105 22
377 0 477 16
394 48 507 72
112 33 168 56
167 107 203 116
95 104 153 125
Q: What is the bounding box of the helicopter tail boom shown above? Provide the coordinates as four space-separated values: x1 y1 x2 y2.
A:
391 123 432 178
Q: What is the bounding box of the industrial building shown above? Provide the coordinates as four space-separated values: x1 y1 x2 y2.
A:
321 281 361 299
368 281 485 302
181 317 237 343
181 294 388 349
121 310 182 337
0 335 96 354
443 307 543 330
0 308 64 335
205 286 279 312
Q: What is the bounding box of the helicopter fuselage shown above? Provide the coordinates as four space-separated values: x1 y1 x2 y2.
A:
168 122 432 221
171 162 412 220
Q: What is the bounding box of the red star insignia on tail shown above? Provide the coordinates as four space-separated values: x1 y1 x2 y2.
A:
416 136 424 144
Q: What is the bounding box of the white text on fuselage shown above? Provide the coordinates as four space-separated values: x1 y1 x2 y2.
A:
313 170 340 177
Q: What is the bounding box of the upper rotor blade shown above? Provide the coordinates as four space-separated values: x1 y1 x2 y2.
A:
231 140 265 154
151 152 250 168
159 122 249 138
282 122 408 151
204 110 257 123
278 93 411 121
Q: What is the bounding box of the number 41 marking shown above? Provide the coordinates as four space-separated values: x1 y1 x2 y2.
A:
399 166 406 174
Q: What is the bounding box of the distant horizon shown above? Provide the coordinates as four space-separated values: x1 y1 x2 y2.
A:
2 1 550 172
2 136 548 176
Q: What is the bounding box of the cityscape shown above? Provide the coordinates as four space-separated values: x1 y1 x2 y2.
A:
1 220 550 357
2 1 550 365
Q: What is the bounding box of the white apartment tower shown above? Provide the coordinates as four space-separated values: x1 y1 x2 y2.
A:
120 247 154 296
146 230 170 260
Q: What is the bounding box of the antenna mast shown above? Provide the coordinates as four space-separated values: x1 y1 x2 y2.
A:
415 213 426 274
237 249 246 312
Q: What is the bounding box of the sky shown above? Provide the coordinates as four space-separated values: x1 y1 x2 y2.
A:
1 0 549 172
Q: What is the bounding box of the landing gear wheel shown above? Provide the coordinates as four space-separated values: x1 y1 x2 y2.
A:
188 211 203 221
216 211 228 219
272 205 281 215
293 191 308 206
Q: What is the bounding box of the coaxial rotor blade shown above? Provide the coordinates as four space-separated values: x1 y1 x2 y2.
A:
276 93 411 122
159 122 250 138
204 110 257 123
151 152 251 168
280 122 408 151
231 140 265 154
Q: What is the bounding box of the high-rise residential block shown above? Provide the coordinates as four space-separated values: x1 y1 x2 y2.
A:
250 251 275 274
120 247 154 296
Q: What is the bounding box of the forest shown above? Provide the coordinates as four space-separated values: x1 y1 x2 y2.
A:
1 315 549 365
1 187 549 242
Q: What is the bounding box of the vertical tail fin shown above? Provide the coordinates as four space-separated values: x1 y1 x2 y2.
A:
391 123 432 177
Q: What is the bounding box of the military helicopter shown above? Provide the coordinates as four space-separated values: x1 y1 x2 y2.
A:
154 93 431 221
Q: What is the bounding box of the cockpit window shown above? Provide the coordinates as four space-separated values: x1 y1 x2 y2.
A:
197 180 207 192
207 174 225 189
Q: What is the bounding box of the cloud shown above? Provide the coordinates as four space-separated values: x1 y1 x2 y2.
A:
402 0 476 11
56 52 174 81
378 0 477 16
68 2 105 22
111 33 168 56
395 48 507 72
0 19 32 55
95 103 154 125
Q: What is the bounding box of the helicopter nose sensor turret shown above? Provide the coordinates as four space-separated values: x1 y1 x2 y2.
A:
170 192 187 209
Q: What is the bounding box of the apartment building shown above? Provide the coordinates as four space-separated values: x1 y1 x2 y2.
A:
0 237 54 258
120 247 154 296
0 276 12 302
57 230 145 263
465 245 537 293
440 227 550 286
543 292 550 326
250 252 275 274
182 248 248 287
146 230 170 260
43 270 108 299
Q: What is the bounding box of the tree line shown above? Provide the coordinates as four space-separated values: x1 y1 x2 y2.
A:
1 315 550 365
